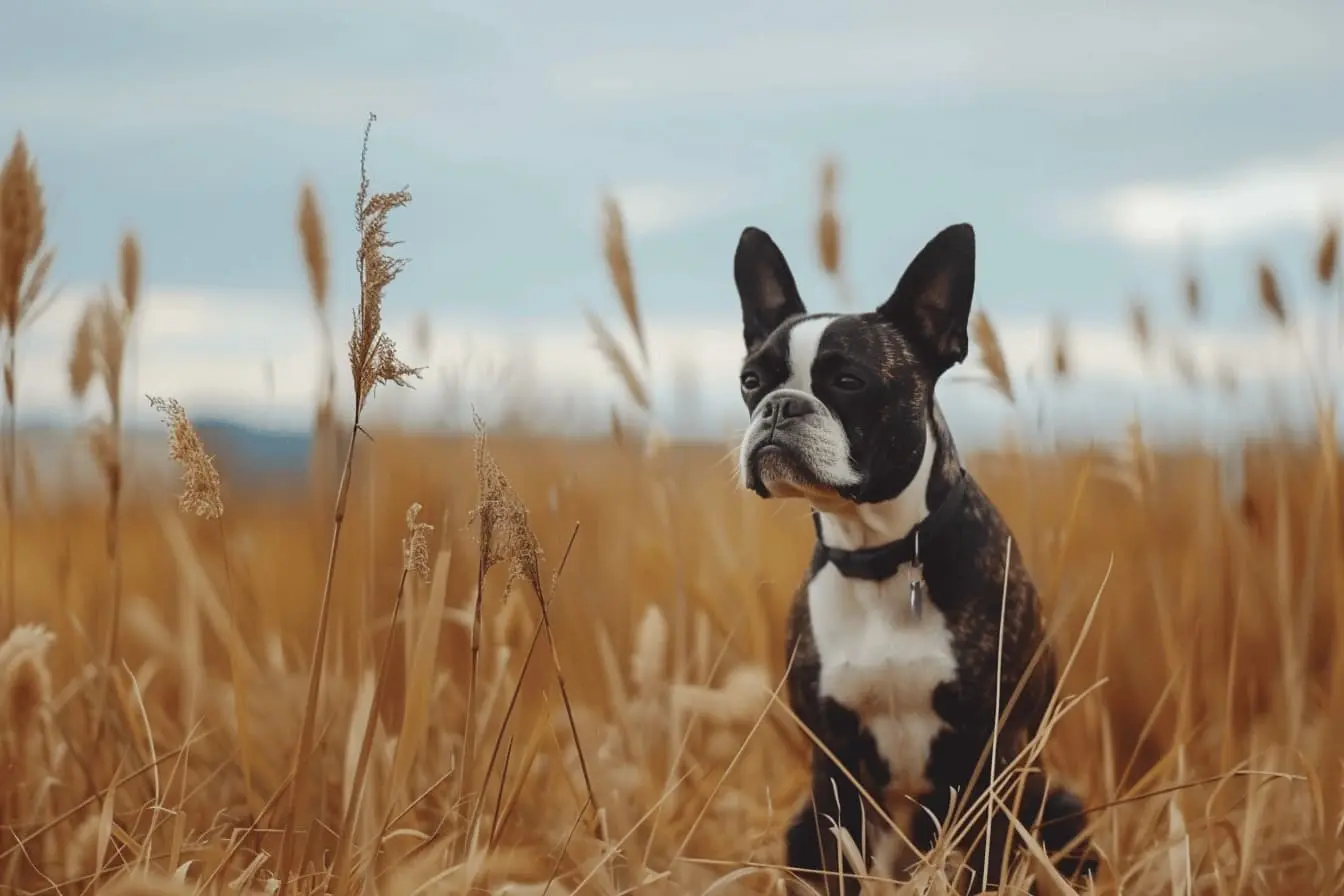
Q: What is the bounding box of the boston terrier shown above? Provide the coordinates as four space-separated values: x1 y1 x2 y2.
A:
732 222 1098 894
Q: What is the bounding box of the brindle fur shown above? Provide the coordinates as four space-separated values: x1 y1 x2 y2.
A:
731 224 1098 894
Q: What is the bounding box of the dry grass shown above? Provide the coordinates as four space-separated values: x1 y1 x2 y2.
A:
1 126 1343 896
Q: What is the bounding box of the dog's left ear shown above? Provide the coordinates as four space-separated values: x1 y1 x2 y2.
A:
876 223 976 375
734 226 807 353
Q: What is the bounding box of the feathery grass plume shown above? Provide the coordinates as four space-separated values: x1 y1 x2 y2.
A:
466 412 598 827
0 133 57 629
1182 272 1201 319
1049 317 1071 380
1316 219 1338 287
403 501 433 583
1256 262 1287 325
1128 298 1151 354
348 124 423 419
971 310 1014 403
146 395 224 519
275 113 424 896
600 196 646 364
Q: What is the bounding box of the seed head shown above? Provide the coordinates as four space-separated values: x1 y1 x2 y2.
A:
0 132 54 335
1128 300 1151 353
348 115 423 417
298 183 329 310
601 196 646 364
119 232 141 315
1316 220 1338 286
403 502 433 583
1049 317 1071 380
1256 262 1287 325
817 157 841 277
146 394 224 519
971 310 1014 403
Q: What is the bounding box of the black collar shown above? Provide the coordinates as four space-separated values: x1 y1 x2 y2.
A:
812 470 969 581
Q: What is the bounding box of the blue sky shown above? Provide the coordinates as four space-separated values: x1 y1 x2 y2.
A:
4 0 1344 447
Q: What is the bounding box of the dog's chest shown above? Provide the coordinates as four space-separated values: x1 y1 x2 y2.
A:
807 563 959 793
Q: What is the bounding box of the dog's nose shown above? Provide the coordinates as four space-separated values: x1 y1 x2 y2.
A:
761 394 807 424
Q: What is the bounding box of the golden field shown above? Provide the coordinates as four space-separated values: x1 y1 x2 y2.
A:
2 125 1344 895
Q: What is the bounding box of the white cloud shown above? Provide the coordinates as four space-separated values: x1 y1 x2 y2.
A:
1068 144 1344 247
3 66 441 132
14 284 1342 450
606 181 746 238
546 2 1344 106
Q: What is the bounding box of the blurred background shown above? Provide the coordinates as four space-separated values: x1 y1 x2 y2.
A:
5 0 1344 485
5 4 1344 894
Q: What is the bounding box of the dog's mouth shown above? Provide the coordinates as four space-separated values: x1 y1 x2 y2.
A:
747 441 849 507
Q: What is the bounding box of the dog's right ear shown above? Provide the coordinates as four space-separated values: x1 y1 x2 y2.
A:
734 226 807 353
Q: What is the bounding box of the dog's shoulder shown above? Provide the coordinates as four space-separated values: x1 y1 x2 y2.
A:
932 474 1057 739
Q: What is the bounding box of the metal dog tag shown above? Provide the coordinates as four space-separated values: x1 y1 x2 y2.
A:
908 565 925 620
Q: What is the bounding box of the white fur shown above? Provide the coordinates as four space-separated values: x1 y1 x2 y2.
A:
807 425 959 871
736 315 860 491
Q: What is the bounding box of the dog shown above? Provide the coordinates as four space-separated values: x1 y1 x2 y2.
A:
732 222 1098 894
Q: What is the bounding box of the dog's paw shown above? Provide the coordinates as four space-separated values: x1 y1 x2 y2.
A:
1040 787 1100 885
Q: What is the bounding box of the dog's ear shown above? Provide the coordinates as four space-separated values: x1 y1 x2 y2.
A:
877 223 976 375
734 226 807 353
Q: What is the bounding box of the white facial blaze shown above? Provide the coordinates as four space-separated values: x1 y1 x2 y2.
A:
736 314 861 491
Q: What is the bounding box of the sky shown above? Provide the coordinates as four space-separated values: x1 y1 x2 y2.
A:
3 0 1344 449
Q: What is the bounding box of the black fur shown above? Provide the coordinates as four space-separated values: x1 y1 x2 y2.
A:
732 224 1099 894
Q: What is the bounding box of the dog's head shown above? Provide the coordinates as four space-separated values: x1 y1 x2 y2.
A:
735 222 976 507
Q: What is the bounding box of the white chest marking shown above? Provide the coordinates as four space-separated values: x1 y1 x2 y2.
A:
808 563 958 794
808 424 959 801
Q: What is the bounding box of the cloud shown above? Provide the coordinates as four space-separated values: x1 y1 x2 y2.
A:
606 181 747 238
545 2 1344 107
14 284 1340 451
1066 144 1344 248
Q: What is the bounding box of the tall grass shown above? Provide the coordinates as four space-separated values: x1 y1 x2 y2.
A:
0 130 1341 896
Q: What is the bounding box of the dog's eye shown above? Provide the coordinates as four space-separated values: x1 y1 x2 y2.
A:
740 371 761 392
833 373 865 392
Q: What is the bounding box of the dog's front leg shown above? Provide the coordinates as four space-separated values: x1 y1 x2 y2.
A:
784 744 871 896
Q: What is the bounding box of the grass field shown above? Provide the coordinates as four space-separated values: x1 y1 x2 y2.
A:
2 125 1343 895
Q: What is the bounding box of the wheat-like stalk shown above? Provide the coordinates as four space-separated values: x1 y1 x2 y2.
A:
1256 262 1287 325
1128 299 1151 354
1182 272 1201 319
330 500 433 894
1049 317 1071 381
274 113 423 896
600 197 646 364
1316 219 1338 287
971 310 1014 403
466 414 599 833
815 157 851 307
0 133 56 630
298 183 341 498
65 234 139 682
584 310 650 412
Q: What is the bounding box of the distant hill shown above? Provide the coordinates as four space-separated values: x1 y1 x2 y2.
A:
192 417 313 480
